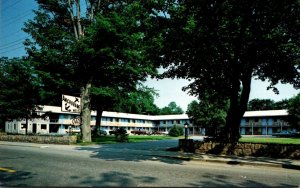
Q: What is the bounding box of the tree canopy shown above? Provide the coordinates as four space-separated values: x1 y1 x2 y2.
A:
159 101 184 115
186 98 228 137
153 0 300 143
113 85 160 115
248 99 275 111
248 98 290 111
23 0 160 142
287 93 300 130
0 57 41 133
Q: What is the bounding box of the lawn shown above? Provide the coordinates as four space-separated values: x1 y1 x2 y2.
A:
128 135 177 142
239 137 300 144
77 135 300 145
77 135 177 145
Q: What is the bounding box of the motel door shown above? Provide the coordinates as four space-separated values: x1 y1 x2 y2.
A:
33 123 37 133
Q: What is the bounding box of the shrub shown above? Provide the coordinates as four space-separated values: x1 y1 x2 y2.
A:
91 126 99 138
76 134 82 143
169 125 184 137
114 127 129 142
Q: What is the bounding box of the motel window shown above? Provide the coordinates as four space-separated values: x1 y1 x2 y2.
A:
163 120 166 124
14 124 16 130
21 124 27 129
41 124 47 130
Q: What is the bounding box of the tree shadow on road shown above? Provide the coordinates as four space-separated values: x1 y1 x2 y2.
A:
188 172 295 187
74 141 197 165
70 171 158 187
0 169 35 187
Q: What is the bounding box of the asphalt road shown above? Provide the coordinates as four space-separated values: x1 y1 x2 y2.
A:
1 140 300 187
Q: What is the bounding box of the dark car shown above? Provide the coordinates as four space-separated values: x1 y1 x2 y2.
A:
272 130 299 137
109 130 117 135
109 128 129 135
99 129 108 136
131 130 148 135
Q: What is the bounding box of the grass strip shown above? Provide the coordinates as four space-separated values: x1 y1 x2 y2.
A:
77 135 177 145
239 137 300 144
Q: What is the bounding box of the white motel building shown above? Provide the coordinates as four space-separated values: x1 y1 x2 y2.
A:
4 105 293 136
5 105 193 135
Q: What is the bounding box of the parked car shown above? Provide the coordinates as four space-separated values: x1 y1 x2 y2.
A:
109 128 129 135
99 129 108 136
151 131 167 135
131 130 149 135
272 130 299 137
109 129 117 135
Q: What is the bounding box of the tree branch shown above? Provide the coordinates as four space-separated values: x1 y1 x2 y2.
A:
67 0 79 39
75 0 83 37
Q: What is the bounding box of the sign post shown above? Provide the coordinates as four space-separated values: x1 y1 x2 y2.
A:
184 122 189 140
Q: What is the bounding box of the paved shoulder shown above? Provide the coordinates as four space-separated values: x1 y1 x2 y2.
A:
161 151 300 170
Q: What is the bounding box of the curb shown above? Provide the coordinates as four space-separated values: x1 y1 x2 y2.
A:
157 155 300 170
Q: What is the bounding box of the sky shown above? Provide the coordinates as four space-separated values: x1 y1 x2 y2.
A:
145 77 299 112
1 0 299 112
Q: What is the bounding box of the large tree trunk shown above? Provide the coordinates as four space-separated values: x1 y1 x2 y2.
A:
223 72 252 144
68 0 93 142
223 77 241 144
25 116 28 135
80 80 92 142
95 107 103 135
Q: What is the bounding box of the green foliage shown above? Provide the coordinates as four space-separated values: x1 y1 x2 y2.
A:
248 98 290 111
113 85 160 115
23 2 78 106
273 99 290 110
287 93 300 130
114 127 129 142
152 0 300 143
23 1 161 142
186 98 228 137
248 99 275 111
160 102 184 115
168 125 183 137
0 57 41 121
24 1 159 104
